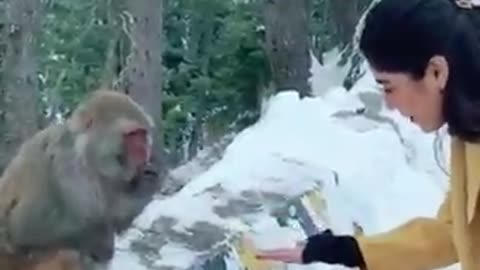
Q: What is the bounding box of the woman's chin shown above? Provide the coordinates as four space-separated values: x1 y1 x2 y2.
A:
417 121 443 133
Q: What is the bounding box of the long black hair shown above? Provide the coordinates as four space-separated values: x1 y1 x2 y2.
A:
359 0 480 142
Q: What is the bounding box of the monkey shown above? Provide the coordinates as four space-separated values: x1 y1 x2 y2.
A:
0 89 161 269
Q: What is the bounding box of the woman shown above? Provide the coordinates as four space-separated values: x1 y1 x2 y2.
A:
256 0 480 269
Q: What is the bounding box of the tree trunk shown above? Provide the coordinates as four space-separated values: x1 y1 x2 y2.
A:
263 0 311 98
100 33 120 89
341 0 373 89
0 0 42 171
330 0 360 48
100 0 121 89
123 0 165 176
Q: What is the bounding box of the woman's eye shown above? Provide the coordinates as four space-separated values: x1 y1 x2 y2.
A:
375 84 391 94
384 88 393 94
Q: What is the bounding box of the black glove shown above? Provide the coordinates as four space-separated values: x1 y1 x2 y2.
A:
301 229 366 268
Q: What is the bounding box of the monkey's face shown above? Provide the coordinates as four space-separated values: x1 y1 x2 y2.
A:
84 117 152 185
120 118 151 172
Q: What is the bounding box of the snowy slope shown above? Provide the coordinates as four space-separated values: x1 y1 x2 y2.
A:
111 54 459 270
309 50 350 97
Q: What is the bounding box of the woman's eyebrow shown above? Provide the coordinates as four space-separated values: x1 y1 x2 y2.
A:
375 78 388 84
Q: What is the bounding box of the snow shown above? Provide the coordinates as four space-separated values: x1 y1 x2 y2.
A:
309 50 350 97
110 51 459 270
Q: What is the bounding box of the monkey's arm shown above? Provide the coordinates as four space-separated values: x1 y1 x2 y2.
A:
355 192 457 270
112 163 160 233
50 143 116 261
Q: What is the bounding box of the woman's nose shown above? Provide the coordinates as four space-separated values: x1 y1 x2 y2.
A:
384 94 397 110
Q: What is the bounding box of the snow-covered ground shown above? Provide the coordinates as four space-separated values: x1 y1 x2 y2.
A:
111 53 459 270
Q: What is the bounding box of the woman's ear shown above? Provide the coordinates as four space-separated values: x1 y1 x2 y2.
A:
428 55 449 91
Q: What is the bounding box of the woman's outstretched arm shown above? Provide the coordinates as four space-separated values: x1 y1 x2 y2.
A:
356 192 457 270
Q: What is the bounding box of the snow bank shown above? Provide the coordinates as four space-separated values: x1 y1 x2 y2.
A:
111 54 457 270
309 50 350 97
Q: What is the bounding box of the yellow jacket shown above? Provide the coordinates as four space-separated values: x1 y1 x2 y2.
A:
355 137 480 270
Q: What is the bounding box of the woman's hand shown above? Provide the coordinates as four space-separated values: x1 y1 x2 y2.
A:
255 243 305 264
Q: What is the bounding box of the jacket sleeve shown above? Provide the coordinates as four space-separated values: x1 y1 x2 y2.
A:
355 192 458 270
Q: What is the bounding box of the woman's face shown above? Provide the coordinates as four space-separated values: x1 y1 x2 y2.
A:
370 56 449 132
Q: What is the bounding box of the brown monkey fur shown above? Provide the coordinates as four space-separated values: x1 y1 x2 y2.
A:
0 89 161 269
13 250 83 270
30 251 83 270
0 243 84 270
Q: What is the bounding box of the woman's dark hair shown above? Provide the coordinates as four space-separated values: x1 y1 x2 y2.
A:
359 0 480 142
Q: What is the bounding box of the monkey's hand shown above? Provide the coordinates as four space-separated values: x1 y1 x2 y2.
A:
127 162 159 194
80 224 114 263
112 163 160 233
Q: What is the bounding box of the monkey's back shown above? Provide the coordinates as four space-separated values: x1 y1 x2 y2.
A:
0 124 67 201
0 124 74 248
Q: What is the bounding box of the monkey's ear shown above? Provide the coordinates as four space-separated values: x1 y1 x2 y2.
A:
68 107 93 133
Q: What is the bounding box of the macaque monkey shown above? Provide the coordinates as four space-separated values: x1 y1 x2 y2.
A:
0 90 160 269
